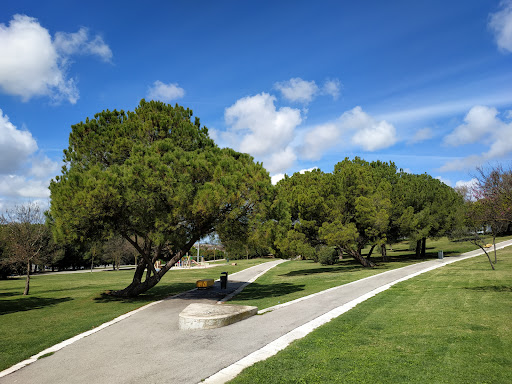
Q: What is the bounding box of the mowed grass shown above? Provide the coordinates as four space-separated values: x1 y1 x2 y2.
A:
0 259 264 371
229 236 508 310
230 248 512 383
228 259 418 309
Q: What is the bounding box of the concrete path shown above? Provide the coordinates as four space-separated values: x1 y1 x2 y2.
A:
2 242 511 384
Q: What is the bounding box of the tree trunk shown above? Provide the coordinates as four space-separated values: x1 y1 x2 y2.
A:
112 235 199 297
110 262 152 297
474 243 495 270
493 234 497 264
337 247 344 260
381 244 388 262
421 237 426 258
366 244 376 263
367 244 376 259
23 261 31 295
415 239 421 258
348 249 375 267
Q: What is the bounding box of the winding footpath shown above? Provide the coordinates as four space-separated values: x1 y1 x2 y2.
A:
2 241 511 384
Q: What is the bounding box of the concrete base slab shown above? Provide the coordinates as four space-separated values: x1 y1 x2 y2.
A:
179 303 258 330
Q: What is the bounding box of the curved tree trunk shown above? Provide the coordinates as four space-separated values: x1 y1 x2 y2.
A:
474 243 495 270
348 249 375 267
110 235 199 297
367 244 376 259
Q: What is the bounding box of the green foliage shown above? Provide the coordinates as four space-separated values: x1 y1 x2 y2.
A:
49 100 271 296
317 246 338 265
393 172 463 242
275 229 315 260
274 158 464 267
275 168 332 247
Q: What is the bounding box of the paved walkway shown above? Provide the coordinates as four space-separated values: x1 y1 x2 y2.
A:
2 242 511 384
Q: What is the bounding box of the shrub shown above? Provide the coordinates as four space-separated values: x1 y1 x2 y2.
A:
317 246 338 265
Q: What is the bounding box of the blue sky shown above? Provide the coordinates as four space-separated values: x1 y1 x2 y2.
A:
1 0 512 209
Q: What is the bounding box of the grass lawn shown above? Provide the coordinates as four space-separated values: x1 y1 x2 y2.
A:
0 259 264 371
229 248 512 383
0 236 508 373
229 236 509 310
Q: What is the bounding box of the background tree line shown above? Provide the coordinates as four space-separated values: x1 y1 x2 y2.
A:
226 157 466 266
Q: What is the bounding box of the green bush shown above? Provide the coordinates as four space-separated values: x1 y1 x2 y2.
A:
317 246 338 265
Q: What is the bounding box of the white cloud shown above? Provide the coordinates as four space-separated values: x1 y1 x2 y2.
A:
455 178 479 190
29 155 60 178
454 178 479 201
274 78 319 103
300 106 396 160
0 14 111 103
440 105 512 171
266 146 297 174
299 167 318 174
439 155 481 172
435 176 452 186
341 106 397 151
489 0 512 53
376 92 512 125
270 167 318 185
483 124 512 158
322 79 341 100
408 127 433 144
147 81 185 102
224 93 302 173
444 105 503 146
54 27 112 62
0 109 38 174
0 109 60 203
0 175 50 198
223 95 395 174
302 122 341 160
223 93 302 164
271 173 286 185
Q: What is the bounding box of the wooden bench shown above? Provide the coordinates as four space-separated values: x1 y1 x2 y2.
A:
196 279 214 289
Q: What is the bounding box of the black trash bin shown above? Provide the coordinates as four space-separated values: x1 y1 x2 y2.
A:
220 272 228 289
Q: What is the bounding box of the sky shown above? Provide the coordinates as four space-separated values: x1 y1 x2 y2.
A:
1 0 512 210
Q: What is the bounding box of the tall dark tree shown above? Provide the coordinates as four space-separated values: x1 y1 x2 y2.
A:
49 100 271 297
275 169 332 251
392 172 462 258
320 157 396 267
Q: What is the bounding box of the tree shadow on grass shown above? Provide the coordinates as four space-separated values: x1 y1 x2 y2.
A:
465 285 512 293
93 282 195 304
281 265 364 277
233 282 306 302
0 291 20 298
0 296 73 315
